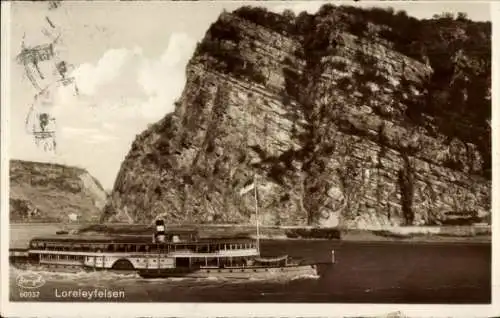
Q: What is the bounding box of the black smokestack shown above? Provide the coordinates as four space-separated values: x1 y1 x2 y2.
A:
155 219 166 243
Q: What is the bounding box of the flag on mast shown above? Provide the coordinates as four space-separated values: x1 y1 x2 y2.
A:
239 180 255 196
238 175 260 254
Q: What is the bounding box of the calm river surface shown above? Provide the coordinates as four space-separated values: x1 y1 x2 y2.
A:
10 239 490 303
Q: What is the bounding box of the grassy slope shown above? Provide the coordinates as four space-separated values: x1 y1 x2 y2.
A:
10 160 106 223
10 185 101 222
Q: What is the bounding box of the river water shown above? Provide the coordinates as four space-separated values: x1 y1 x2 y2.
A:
10 239 491 303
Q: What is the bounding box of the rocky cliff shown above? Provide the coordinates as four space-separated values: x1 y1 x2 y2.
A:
10 159 107 223
104 5 491 227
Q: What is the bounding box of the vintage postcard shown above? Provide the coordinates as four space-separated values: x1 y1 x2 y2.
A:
1 0 497 317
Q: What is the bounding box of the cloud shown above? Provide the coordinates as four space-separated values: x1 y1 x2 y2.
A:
71 48 133 95
62 127 101 136
137 33 196 119
22 32 197 188
84 134 120 144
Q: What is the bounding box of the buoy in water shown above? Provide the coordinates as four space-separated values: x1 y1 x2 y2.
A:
331 249 335 263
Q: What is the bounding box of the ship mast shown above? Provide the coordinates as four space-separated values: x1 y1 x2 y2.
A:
254 173 260 254
253 98 261 255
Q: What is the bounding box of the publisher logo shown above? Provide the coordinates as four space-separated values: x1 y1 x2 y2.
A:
16 272 46 289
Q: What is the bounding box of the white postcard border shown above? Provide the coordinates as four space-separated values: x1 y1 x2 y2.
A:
1 1 498 317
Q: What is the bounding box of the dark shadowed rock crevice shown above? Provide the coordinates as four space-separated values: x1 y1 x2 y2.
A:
104 5 490 228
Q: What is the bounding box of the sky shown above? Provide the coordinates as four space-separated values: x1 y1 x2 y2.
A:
6 1 491 190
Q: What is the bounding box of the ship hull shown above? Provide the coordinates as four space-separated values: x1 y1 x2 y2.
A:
138 264 318 279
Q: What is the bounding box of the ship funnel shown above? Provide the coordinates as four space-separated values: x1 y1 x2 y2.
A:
155 219 166 243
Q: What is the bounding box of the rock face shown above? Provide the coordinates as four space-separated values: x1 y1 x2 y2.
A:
105 6 491 227
10 160 107 223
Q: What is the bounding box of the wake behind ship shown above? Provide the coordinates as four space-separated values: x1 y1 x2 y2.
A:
10 220 321 279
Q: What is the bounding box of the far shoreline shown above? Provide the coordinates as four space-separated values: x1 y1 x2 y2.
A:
9 222 491 249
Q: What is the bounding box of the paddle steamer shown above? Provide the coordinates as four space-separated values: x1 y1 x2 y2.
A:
13 220 318 279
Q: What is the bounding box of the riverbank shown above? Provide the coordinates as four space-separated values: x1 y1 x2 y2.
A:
9 223 491 249
77 223 491 243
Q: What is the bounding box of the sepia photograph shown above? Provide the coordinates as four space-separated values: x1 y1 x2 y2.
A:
1 0 496 316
